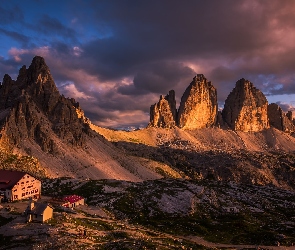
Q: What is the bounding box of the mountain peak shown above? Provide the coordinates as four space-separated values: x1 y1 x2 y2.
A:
222 79 269 132
31 56 48 69
0 56 91 153
178 75 217 129
26 56 54 86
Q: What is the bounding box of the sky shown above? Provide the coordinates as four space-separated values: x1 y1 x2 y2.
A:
1 0 295 129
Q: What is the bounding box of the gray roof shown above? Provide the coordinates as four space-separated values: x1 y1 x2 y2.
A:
29 203 52 215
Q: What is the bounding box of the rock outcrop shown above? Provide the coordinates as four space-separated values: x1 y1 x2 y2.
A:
149 90 177 128
178 75 217 129
268 103 295 132
222 78 269 132
0 56 91 152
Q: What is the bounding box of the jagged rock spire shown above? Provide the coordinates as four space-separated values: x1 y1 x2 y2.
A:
0 56 90 152
268 103 294 132
222 78 269 132
178 74 217 129
148 90 177 128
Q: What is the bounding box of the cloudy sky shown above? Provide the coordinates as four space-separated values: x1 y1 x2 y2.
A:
1 0 295 129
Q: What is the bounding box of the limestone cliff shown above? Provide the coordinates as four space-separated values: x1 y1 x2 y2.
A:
178 74 217 129
268 103 295 132
148 90 177 128
222 78 269 132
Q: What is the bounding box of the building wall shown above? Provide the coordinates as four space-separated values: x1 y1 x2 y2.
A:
42 206 53 222
76 199 84 206
10 174 41 201
27 206 53 223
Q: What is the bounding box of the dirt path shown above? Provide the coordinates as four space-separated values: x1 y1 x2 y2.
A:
176 235 294 250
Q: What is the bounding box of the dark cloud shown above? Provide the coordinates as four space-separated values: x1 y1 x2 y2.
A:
0 28 29 45
73 1 295 99
118 62 195 96
36 15 77 41
117 84 149 96
1 0 295 128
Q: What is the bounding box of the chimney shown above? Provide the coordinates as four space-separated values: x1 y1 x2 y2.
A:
28 198 35 210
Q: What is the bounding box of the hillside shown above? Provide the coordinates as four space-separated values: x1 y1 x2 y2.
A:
0 56 177 181
93 125 295 189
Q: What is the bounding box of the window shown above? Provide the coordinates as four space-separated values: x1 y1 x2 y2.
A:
22 193 25 197
26 192 28 195
26 181 29 183
21 182 24 185
31 191 34 194
27 176 29 178
35 189 38 193
14 195 18 199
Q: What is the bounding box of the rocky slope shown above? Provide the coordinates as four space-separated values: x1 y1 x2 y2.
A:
222 78 270 132
0 56 175 180
40 178 295 247
1 178 295 249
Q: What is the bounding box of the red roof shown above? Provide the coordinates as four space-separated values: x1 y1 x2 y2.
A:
62 195 84 204
0 170 26 189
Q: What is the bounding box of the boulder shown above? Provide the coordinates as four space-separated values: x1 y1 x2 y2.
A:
222 78 269 132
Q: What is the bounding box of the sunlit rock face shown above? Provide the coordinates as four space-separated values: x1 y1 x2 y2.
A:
268 103 295 132
177 74 217 129
149 90 177 128
222 78 269 132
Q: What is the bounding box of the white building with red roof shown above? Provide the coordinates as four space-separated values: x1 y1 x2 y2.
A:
62 195 84 208
50 194 85 208
0 170 41 202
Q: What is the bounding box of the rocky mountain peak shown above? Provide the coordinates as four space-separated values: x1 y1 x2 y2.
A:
28 56 50 77
235 78 252 89
0 56 91 153
148 90 177 128
222 78 269 132
178 75 217 129
25 56 58 95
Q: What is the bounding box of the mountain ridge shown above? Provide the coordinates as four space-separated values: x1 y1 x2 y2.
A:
0 56 295 190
